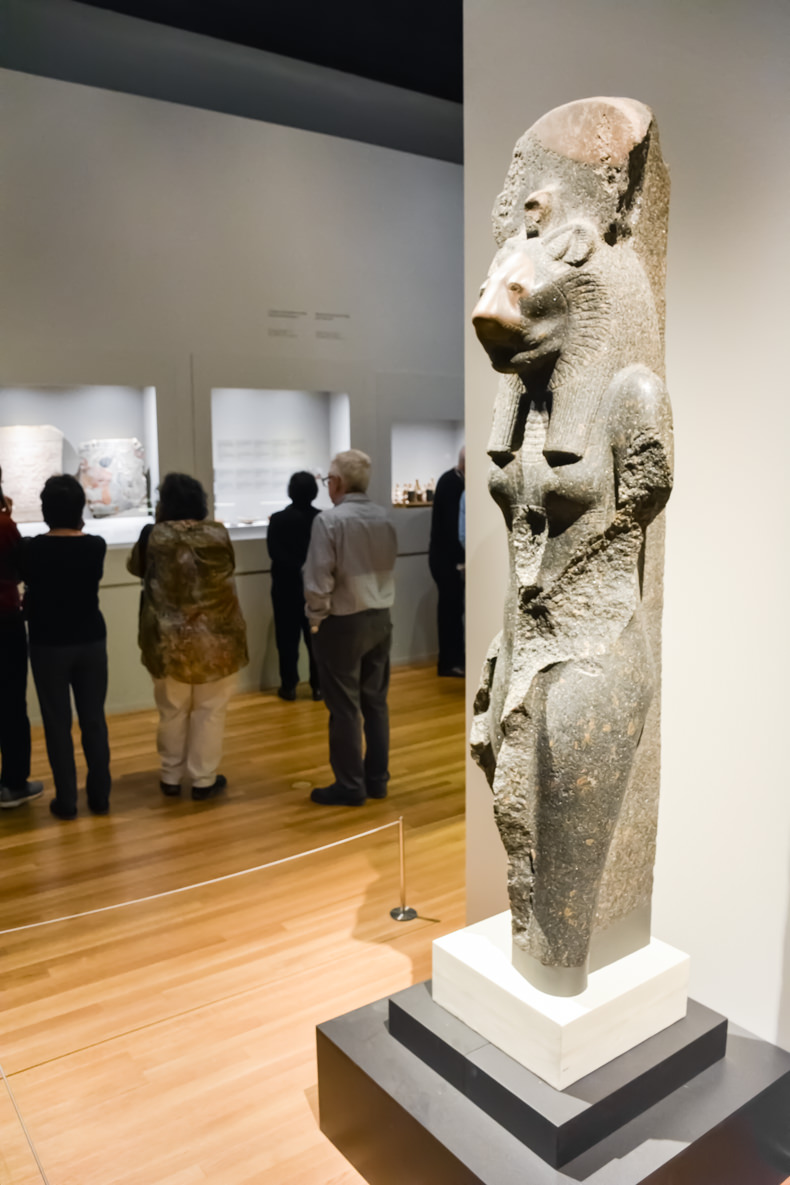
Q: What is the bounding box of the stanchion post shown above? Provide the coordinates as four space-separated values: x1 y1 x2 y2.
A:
390 815 417 921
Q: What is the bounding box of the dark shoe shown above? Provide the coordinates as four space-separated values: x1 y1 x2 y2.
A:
0 780 44 809
311 688 323 702
192 774 227 802
438 666 465 678
310 783 366 807
50 798 77 821
366 783 388 800
88 801 110 816
160 781 182 797
277 686 297 702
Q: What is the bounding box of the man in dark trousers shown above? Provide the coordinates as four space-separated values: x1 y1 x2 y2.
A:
267 471 321 701
0 470 44 808
303 449 397 807
429 445 465 677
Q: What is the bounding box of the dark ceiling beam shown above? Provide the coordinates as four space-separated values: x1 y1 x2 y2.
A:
0 0 463 164
77 0 464 104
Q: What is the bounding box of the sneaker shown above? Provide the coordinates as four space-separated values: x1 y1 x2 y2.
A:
310 783 366 807
160 781 182 797
0 781 44 809
192 774 227 802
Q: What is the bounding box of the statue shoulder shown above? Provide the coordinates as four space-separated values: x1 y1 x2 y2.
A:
609 365 674 517
610 364 672 440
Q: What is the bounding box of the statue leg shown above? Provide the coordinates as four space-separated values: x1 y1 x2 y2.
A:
501 614 654 994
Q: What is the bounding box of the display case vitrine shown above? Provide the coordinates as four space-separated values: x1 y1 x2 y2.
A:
211 388 351 532
0 385 160 544
390 419 464 508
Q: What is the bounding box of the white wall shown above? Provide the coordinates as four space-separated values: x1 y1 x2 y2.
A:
464 0 790 1047
0 67 463 708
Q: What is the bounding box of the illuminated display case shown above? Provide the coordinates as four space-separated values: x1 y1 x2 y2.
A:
390 419 464 508
0 385 160 545
211 388 351 534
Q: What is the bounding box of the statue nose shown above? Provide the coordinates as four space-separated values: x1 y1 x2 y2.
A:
473 278 525 327
472 311 518 348
473 285 524 344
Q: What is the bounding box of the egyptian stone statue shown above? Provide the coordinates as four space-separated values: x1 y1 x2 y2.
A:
471 98 673 996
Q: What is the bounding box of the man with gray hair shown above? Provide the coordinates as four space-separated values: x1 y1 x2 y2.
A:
304 449 397 806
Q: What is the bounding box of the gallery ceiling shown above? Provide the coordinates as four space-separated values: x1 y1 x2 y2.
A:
77 0 464 103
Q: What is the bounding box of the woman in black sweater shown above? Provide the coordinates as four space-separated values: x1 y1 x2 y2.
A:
23 475 111 819
267 471 321 701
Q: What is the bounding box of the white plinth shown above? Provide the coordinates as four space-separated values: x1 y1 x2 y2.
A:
432 912 690 1090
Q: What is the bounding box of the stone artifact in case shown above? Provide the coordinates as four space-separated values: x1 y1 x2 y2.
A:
0 424 64 522
470 97 673 996
78 437 148 518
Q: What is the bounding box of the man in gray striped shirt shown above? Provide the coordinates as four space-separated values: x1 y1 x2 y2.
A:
304 449 398 807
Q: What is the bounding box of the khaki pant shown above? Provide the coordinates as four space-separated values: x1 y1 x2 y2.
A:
153 673 236 788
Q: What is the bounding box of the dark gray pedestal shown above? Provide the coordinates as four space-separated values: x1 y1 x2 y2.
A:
316 985 790 1185
389 982 727 1166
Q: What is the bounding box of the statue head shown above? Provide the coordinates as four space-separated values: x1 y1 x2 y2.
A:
472 221 600 379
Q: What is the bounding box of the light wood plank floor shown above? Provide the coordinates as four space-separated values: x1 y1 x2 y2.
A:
0 664 466 1184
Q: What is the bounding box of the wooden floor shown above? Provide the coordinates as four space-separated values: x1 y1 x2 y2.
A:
0 664 466 1185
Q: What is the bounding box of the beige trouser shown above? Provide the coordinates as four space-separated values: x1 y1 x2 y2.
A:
153 673 237 788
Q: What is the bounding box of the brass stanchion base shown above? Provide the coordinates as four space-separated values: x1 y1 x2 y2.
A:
390 906 418 922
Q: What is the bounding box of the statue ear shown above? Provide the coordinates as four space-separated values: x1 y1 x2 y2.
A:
523 188 554 238
543 221 598 266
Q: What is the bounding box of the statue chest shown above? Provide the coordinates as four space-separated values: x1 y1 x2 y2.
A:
488 402 613 582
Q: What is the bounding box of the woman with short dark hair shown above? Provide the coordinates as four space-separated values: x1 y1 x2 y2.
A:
22 474 111 819
157 472 208 522
267 471 321 701
0 467 43 808
128 473 248 800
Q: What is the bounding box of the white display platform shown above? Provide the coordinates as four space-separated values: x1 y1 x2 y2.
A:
16 512 153 547
432 911 690 1090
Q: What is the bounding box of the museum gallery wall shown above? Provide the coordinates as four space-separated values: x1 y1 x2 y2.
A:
463 0 790 1048
0 65 463 711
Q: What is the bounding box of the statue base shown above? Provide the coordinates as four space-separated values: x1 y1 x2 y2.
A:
316 988 789 1180
432 911 689 1090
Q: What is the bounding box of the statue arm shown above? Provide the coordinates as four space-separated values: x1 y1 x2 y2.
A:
611 364 674 528
471 631 502 788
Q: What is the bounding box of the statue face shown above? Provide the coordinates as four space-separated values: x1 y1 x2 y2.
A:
472 239 568 376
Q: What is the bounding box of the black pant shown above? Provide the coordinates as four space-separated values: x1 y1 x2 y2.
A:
311 609 391 796
272 582 319 693
0 614 32 789
30 640 111 813
433 565 465 674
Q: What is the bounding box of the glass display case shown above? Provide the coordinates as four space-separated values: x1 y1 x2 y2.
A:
211 388 350 532
390 419 464 508
0 385 159 544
